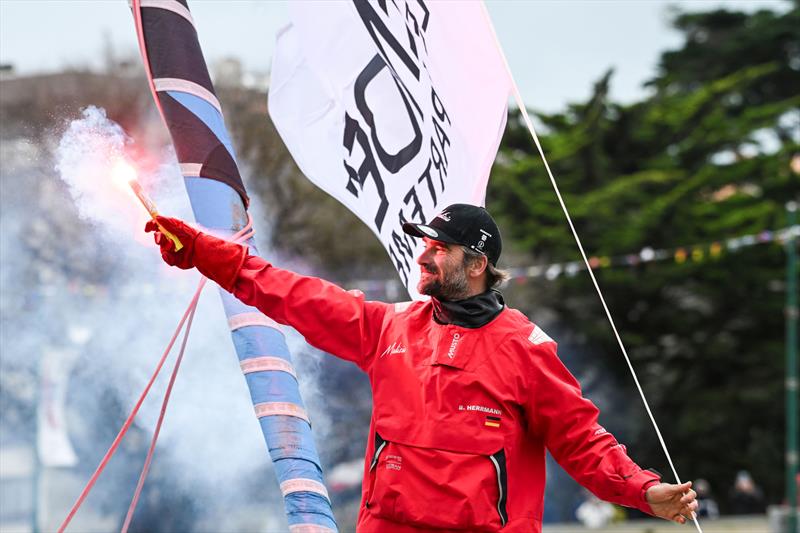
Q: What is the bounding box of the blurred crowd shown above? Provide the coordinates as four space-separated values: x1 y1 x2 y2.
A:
575 470 768 528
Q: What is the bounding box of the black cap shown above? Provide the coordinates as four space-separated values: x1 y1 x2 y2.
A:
402 203 502 265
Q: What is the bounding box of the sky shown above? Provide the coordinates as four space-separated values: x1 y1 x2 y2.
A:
0 0 790 112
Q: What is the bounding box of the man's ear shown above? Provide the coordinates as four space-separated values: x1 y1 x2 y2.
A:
468 254 489 279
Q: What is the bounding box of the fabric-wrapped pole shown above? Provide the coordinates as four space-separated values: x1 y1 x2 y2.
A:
131 1 336 530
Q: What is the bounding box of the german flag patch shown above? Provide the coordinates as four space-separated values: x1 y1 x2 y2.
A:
485 415 501 428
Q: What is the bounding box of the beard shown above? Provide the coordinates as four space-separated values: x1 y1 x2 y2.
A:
417 262 470 301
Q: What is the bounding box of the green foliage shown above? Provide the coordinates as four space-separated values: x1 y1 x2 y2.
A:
488 2 798 511
652 5 800 104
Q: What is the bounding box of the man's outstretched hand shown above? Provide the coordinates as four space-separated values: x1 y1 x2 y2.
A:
144 216 248 292
646 481 698 524
144 216 199 269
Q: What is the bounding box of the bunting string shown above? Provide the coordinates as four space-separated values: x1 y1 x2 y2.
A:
347 225 799 293
512 224 798 282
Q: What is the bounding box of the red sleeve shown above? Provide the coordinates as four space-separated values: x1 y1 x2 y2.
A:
524 338 660 514
232 254 390 370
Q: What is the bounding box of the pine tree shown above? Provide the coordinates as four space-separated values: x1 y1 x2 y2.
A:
489 2 799 513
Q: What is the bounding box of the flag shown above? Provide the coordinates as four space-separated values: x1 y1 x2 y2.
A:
269 0 510 297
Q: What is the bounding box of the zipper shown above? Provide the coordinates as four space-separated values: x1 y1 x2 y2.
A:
366 434 388 509
370 440 387 471
489 454 508 526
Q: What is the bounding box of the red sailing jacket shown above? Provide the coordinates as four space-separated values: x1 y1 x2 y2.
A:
233 257 660 532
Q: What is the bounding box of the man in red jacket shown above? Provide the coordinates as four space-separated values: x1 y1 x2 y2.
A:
146 204 698 532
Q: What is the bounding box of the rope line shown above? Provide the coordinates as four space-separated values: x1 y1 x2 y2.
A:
56 278 204 533
120 221 254 532
58 220 254 533
132 0 167 125
479 4 702 531
120 281 202 533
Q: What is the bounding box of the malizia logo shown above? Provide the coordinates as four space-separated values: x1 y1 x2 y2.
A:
381 342 407 358
436 211 452 222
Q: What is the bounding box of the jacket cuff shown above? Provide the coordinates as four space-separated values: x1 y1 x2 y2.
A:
624 468 661 515
193 233 248 293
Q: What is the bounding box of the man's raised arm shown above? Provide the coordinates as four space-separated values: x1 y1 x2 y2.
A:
146 216 389 369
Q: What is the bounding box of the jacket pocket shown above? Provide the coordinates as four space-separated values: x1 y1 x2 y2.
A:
365 431 508 530
488 449 509 526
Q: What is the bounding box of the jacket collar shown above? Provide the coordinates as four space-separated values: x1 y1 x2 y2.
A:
432 289 505 329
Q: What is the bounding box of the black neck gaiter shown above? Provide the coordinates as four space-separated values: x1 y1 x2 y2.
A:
432 289 505 328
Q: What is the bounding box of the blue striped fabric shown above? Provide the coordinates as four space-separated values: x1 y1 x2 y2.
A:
134 0 337 529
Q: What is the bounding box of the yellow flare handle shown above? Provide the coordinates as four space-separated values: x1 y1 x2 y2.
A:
156 220 183 252
127 179 183 251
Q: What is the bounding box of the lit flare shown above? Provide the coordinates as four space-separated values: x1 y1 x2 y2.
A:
112 161 183 251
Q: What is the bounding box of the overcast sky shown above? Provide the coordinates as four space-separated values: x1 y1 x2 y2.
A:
0 0 789 112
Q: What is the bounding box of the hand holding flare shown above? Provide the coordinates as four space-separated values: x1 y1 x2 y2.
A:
144 215 248 292
112 161 183 251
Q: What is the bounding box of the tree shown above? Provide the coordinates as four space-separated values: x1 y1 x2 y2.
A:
488 2 798 514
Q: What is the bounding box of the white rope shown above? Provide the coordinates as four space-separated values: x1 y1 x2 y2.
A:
479 4 702 532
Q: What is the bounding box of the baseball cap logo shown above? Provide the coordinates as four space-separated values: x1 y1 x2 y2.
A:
401 203 503 265
418 226 439 238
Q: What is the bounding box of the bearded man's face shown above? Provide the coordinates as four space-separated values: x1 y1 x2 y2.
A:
416 238 471 301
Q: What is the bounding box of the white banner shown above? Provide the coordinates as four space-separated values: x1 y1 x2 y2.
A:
269 0 510 298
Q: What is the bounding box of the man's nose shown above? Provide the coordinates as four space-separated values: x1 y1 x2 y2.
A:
416 247 432 265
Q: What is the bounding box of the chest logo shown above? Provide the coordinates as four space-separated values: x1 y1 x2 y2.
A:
380 342 407 358
447 333 461 359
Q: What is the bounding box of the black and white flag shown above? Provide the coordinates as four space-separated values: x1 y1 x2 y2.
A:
269 1 510 297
